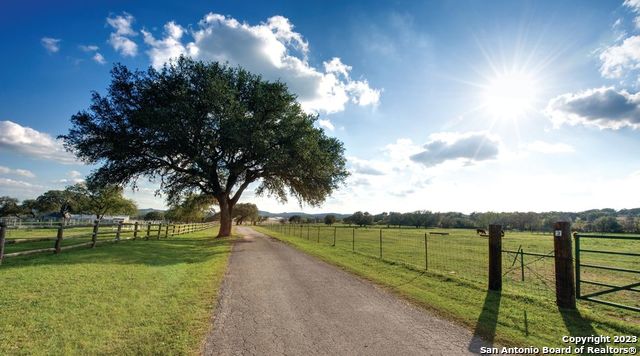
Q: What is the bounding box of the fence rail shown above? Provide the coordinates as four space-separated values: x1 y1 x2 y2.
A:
0 221 216 264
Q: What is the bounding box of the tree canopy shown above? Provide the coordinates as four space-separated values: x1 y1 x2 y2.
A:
233 203 259 225
67 183 137 220
61 57 348 236
323 214 336 225
34 189 84 218
0 196 23 218
144 211 165 221
165 194 216 223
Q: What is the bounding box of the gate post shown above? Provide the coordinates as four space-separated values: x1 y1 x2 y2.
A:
554 221 576 309
488 224 502 291
574 233 581 299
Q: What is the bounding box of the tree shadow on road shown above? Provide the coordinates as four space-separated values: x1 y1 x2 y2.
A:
468 290 502 353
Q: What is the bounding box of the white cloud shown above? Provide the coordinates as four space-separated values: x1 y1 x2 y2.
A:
0 166 35 178
317 119 335 131
141 13 381 114
92 52 106 64
526 141 575 154
0 178 41 189
383 138 422 162
546 87 640 129
324 57 351 78
410 132 501 167
0 178 45 200
54 170 85 185
79 44 106 64
0 121 79 164
56 178 85 185
41 37 61 53
624 0 640 28
142 21 188 68
348 157 386 175
597 2 640 78
79 45 99 52
107 13 138 57
599 35 640 78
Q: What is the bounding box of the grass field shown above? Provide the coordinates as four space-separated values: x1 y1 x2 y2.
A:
0 227 232 355
256 225 640 350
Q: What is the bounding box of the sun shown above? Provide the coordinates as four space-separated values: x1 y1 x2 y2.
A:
482 71 538 119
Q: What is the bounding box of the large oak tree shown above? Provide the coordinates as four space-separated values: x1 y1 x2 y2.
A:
61 57 348 237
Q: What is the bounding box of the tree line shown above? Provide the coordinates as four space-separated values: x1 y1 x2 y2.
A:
1 186 264 225
145 200 261 225
283 209 640 233
0 183 137 221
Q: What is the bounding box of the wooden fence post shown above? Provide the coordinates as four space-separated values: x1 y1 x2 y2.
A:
0 222 6 265
352 228 355 252
133 221 139 240
554 221 576 309
115 221 122 242
157 223 162 240
165 224 169 238
424 232 428 271
172 224 176 236
91 220 99 248
146 222 151 240
333 227 336 247
54 223 64 253
379 229 383 259
488 224 502 291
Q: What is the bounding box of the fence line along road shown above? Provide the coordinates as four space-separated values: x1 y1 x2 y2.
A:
261 223 640 313
0 221 216 265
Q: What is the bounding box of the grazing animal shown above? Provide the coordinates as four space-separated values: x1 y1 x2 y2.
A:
477 228 505 237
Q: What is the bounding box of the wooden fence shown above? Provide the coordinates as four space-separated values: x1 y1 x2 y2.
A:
0 221 216 265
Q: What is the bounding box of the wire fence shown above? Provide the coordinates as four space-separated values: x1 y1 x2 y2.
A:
266 225 485 282
262 224 561 299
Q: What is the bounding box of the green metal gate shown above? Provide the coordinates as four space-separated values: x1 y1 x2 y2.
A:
574 233 640 312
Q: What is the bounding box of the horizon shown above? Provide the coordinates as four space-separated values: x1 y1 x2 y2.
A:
2 0 640 213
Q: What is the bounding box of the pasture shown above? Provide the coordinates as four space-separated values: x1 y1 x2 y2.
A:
256 225 640 349
0 227 233 355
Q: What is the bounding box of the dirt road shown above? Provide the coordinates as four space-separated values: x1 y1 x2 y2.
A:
203 226 492 355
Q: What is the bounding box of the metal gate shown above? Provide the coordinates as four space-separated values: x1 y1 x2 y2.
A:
574 233 640 312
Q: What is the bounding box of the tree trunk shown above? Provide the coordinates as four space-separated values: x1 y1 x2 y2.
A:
217 197 233 237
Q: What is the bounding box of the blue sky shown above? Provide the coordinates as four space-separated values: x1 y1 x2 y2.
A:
2 0 640 213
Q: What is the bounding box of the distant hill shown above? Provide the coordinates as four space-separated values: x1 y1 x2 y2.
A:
137 208 166 216
258 210 350 219
137 208 347 219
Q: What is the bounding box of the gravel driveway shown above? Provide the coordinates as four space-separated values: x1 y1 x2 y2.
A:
202 226 492 355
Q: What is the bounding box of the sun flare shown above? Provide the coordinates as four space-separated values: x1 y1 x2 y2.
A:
482 71 538 119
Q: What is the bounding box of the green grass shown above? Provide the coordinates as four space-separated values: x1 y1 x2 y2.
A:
272 225 640 315
0 227 233 355
256 225 640 351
